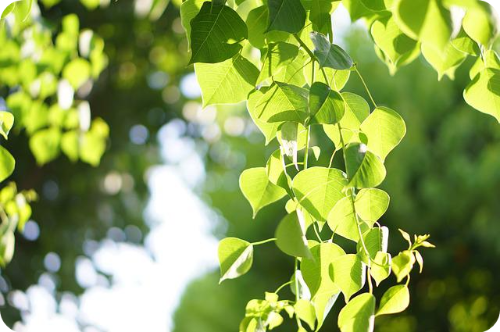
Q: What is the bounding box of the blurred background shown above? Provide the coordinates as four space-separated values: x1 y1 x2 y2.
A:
1 0 500 331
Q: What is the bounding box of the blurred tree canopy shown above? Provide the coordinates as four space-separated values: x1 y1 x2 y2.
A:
0 0 499 331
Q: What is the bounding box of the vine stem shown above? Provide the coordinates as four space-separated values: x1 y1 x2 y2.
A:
354 65 378 109
251 238 276 246
337 122 374 294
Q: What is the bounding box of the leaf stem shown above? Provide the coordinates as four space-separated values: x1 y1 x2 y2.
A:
313 222 323 242
354 65 377 109
275 280 293 294
304 125 310 169
251 238 277 246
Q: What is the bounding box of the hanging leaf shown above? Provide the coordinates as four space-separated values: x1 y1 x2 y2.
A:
421 42 467 80
327 197 368 242
391 250 415 282
451 28 480 56
195 54 259 107
360 106 406 161
247 82 309 124
267 0 306 33
354 188 390 226
240 167 287 218
324 92 370 148
345 143 386 188
292 167 347 221
29 128 62 165
301 243 344 329
310 0 340 35
309 82 345 125
266 149 291 193
463 68 500 123
393 0 452 52
62 58 91 90
311 32 353 70
338 293 375 332
370 15 419 69
279 122 300 169
275 210 312 258
462 1 498 47
218 237 254 283
295 299 316 330
376 285 410 316
331 254 366 301
0 111 14 140
189 2 248 64
179 0 205 48
257 42 300 85
0 146 15 183
301 242 345 297
370 252 391 286
357 226 389 263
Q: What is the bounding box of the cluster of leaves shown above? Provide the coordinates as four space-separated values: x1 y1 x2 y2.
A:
0 2 108 265
176 0 495 330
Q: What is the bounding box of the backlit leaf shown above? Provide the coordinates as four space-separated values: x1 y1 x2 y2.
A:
354 188 390 225
275 210 312 258
338 293 375 332
309 82 345 125
267 0 306 33
463 68 500 122
331 254 366 301
376 285 410 316
218 237 254 283
345 143 386 188
239 167 287 218
189 2 247 64
311 32 353 70
292 167 347 221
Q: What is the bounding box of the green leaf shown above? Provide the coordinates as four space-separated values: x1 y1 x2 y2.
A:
275 210 312 258
462 1 498 47
331 254 366 301
393 0 452 52
195 54 258 107
311 32 353 70
189 2 248 64
342 0 377 22
79 118 109 166
1 1 17 19
246 6 289 49
360 106 406 161
338 293 375 332
292 167 347 221
247 88 280 144
266 149 291 193
61 130 79 162
239 167 287 218
421 42 467 80
361 0 386 11
327 197 368 242
370 15 419 70
29 128 61 165
463 68 500 122
218 237 254 283
310 0 340 35
357 226 389 263
370 251 391 286
324 92 370 148
63 58 91 90
309 82 345 125
391 250 415 282
451 28 480 56
257 42 300 85
301 243 344 329
301 242 345 297
0 231 15 267
355 188 390 225
469 50 500 80
267 0 306 33
295 299 316 330
0 111 14 140
0 146 15 183
376 285 410 316
179 0 205 49
247 82 309 124
345 143 386 188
